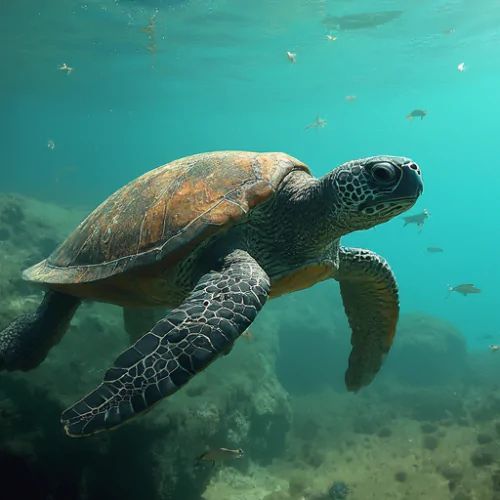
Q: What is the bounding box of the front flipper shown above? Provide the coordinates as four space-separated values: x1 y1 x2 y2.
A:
61 250 270 437
337 246 399 392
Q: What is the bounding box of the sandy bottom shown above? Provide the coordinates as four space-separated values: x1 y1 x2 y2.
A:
205 416 497 500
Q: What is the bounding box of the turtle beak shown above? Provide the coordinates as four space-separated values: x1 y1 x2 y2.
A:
397 161 423 199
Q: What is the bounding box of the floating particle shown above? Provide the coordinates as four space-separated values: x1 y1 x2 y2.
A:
58 63 73 74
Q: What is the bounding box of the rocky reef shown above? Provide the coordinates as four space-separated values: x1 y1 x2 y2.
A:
0 193 292 500
1 192 498 500
384 312 469 386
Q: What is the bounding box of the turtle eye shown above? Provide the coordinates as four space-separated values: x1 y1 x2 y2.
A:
371 163 397 184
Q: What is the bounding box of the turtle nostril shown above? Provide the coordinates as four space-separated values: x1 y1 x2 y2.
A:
407 162 420 174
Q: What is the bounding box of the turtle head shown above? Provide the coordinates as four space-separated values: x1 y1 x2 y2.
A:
325 155 423 232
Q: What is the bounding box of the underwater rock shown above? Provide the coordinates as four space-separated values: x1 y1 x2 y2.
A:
452 493 472 500
274 285 350 395
437 463 464 482
377 426 392 438
470 396 500 422
477 432 494 444
422 434 439 451
263 492 288 500
300 441 326 468
420 422 438 434
0 193 85 263
394 470 407 482
384 313 468 386
244 354 292 463
470 445 497 466
492 468 500 491
0 193 292 499
288 472 309 497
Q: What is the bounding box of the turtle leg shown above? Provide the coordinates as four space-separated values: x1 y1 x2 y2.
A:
337 246 399 392
122 307 167 344
61 249 270 437
0 290 81 371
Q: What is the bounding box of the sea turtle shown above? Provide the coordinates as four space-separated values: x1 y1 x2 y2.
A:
0 151 423 437
406 109 428 121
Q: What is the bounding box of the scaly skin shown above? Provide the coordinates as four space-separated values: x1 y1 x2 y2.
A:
0 152 423 437
61 250 269 437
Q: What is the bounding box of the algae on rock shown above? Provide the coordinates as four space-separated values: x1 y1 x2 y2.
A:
0 192 292 500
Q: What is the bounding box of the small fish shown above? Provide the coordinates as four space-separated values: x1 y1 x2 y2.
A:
196 447 244 467
241 329 254 341
326 35 337 41
305 115 327 130
443 29 454 35
58 63 73 75
286 51 296 63
457 62 466 72
346 95 357 101
447 283 481 296
489 345 500 352
402 208 430 231
406 109 427 121
47 139 55 149
427 247 443 253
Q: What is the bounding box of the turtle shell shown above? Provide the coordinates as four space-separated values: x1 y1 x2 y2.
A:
24 151 310 285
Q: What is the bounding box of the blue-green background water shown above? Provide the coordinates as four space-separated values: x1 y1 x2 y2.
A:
2 0 499 350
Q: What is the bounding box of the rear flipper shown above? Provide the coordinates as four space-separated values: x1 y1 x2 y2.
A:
61 250 270 437
0 291 81 371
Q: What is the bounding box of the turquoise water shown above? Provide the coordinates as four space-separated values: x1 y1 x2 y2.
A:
2 3 500 497
4 0 497 348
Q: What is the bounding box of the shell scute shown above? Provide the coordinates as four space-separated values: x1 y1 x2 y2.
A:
24 151 310 285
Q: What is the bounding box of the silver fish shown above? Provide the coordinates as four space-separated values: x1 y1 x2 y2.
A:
447 283 481 296
196 447 244 466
